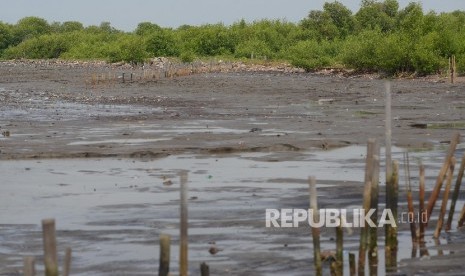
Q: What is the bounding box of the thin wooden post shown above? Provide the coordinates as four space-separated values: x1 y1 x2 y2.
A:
349 253 356 276
451 55 456 84
200 262 210 276
434 157 456 238
459 204 465 227
42 219 58 276
426 132 460 224
180 171 189 276
359 181 372 276
385 161 399 271
63 247 72 276
404 152 418 244
359 139 376 276
23 257 36 276
385 82 392 180
369 147 380 275
336 216 343 276
446 153 465 231
309 176 322 276
419 164 426 244
159 234 171 276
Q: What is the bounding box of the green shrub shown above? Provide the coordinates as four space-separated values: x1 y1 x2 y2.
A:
285 39 338 71
3 33 71 59
179 51 195 63
341 29 384 71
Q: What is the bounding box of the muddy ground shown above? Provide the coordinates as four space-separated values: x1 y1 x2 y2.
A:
1 61 465 275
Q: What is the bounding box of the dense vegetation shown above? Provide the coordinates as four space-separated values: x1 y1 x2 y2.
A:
1 0 465 75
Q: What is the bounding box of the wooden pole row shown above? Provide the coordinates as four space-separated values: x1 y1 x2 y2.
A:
24 219 72 276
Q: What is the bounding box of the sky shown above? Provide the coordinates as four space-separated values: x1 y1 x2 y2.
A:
1 0 465 31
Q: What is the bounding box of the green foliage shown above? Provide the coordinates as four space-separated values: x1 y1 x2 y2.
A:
144 29 180 57
341 29 384 71
285 39 339 71
4 33 71 59
12 16 51 45
135 22 162 36
355 0 398 32
108 35 148 63
179 51 195 63
2 1 465 76
0 22 13 51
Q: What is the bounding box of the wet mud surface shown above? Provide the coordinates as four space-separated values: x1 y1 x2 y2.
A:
1 62 465 275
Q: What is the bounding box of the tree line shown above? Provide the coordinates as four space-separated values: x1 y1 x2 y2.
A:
1 0 465 75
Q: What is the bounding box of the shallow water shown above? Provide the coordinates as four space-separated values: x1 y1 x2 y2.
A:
0 145 463 275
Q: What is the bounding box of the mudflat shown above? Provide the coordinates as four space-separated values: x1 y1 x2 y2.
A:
1 61 465 275
1 61 464 159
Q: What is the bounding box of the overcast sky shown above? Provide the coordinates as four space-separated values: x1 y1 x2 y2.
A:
1 0 465 31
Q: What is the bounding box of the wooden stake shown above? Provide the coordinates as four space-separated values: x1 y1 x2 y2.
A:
458 204 465 227
63 247 72 276
159 234 171 276
434 157 456 239
200 262 210 276
180 171 189 276
359 181 372 276
359 139 376 276
309 176 322 276
419 164 426 244
451 55 456 84
446 153 465 231
42 219 58 276
385 161 399 271
336 216 343 276
385 82 392 179
369 146 380 273
349 253 356 276
426 132 460 224
404 152 418 244
23 257 36 276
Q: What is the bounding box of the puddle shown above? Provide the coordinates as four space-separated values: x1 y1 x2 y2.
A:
0 146 463 274
68 138 172 146
0 101 158 122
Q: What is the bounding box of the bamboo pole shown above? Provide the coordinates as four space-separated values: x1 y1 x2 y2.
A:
369 146 380 274
23 257 36 276
385 82 392 180
159 234 171 276
200 262 210 276
180 171 189 276
426 132 460 224
419 164 426 244
309 176 322 276
358 138 376 275
446 153 465 231
434 157 456 239
359 181 372 276
359 139 375 276
63 247 72 276
330 258 338 276
404 152 418 244
459 204 465 227
42 219 58 276
451 55 456 84
349 253 356 276
385 161 399 271
336 216 343 276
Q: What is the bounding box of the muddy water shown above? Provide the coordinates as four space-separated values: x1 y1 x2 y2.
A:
0 146 464 275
